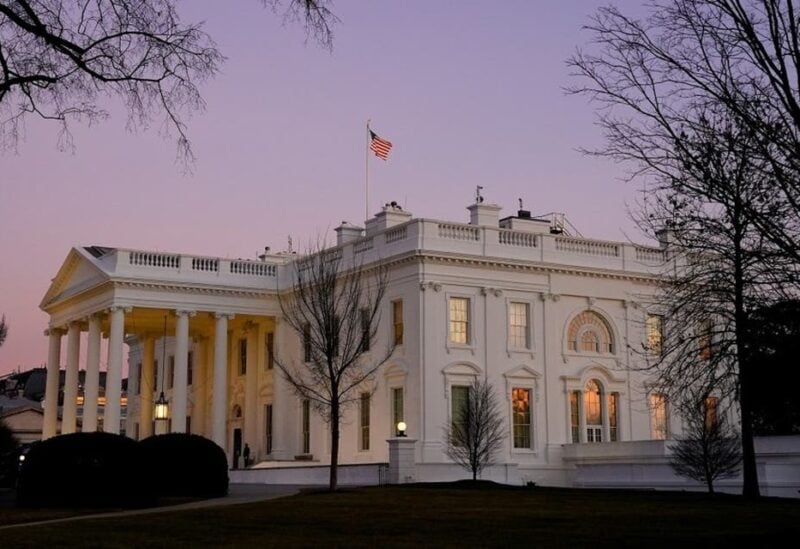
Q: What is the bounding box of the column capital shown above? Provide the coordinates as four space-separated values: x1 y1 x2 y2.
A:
108 305 133 314
214 312 235 320
176 309 197 318
44 327 65 337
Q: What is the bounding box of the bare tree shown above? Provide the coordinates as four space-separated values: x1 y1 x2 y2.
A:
0 315 6 347
275 244 390 491
568 0 800 499
443 379 505 482
0 0 338 166
670 395 742 494
568 1 800 270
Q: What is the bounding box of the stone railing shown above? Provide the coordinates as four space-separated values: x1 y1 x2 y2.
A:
555 237 620 257
385 225 407 244
191 257 219 272
129 251 180 269
499 229 538 248
353 238 374 255
230 260 276 277
437 223 480 241
635 246 666 263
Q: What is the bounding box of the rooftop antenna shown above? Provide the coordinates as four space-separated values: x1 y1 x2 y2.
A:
476 185 484 204
287 235 293 254
518 198 523 210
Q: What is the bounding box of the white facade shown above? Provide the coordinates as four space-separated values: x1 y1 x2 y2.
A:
41 201 688 485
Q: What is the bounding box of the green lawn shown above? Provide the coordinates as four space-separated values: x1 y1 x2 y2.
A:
2 483 798 547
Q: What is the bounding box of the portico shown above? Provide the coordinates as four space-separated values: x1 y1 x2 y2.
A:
39 246 294 463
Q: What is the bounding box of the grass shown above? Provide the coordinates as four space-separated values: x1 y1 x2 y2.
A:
1 482 798 547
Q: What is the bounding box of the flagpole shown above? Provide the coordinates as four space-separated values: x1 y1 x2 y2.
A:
365 119 371 222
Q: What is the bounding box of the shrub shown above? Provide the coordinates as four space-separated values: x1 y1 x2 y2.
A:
17 432 153 508
139 433 228 498
0 418 20 488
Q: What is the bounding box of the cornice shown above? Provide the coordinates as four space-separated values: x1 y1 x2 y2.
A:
413 251 661 285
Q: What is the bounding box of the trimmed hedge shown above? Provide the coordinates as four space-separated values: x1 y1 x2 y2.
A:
16 432 154 508
139 433 228 498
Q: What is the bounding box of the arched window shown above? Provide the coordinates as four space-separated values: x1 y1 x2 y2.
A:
567 311 614 354
568 378 620 443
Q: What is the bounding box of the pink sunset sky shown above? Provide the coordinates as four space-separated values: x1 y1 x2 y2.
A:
0 1 650 375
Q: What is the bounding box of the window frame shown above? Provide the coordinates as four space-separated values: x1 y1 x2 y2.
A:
511 387 533 450
645 313 664 356
507 300 532 352
359 392 371 451
649 392 669 440
447 295 473 347
392 299 404 346
301 399 311 455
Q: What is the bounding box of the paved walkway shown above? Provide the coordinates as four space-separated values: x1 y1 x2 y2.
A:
0 483 315 530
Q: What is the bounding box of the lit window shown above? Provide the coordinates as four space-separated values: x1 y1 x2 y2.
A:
646 314 663 355
392 300 404 346
449 297 470 344
238 339 247 376
609 392 619 442
508 303 529 348
567 311 614 353
360 393 371 451
650 393 669 440
704 396 719 431
392 387 404 436
570 390 581 443
512 388 532 449
585 380 603 442
301 399 310 454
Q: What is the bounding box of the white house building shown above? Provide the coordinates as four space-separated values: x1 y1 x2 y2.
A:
42 199 798 493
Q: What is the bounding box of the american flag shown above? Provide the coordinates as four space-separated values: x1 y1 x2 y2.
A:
369 130 393 160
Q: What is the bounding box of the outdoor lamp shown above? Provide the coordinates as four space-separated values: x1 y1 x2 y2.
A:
154 391 170 420
397 421 407 437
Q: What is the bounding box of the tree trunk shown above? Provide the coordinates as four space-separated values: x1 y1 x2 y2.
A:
329 399 340 492
732 195 759 499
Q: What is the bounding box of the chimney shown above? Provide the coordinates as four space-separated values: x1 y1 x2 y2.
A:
335 221 365 246
655 225 675 248
365 202 412 236
467 202 502 227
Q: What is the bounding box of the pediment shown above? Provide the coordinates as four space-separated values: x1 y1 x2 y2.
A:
40 247 111 310
503 365 541 380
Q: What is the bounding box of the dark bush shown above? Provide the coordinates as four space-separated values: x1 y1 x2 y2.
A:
139 433 228 498
16 432 154 508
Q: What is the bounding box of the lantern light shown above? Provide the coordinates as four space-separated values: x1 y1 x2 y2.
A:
397 421 407 437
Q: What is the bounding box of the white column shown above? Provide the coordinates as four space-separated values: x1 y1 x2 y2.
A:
193 335 208 437
172 310 194 433
212 313 233 448
82 314 102 432
62 322 81 434
271 318 293 459
139 335 155 438
244 322 259 457
43 328 63 439
104 306 127 434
